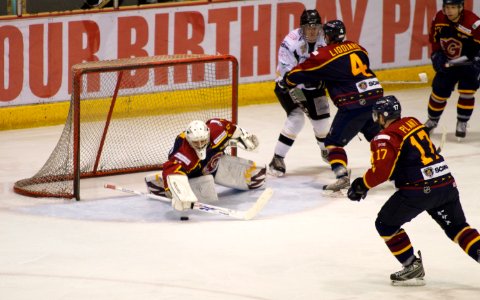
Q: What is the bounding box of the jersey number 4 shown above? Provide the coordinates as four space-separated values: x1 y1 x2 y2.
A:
350 53 373 77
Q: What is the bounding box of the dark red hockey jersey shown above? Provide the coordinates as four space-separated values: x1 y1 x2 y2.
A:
284 40 383 110
430 9 480 59
162 118 237 186
363 117 455 196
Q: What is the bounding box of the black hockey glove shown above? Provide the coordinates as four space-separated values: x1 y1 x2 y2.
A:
277 79 290 94
347 177 369 201
431 51 447 73
471 50 480 76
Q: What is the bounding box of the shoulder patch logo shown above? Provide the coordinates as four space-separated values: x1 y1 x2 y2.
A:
473 20 480 30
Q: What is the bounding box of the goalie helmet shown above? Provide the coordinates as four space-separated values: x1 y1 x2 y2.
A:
372 95 402 123
323 20 346 44
185 120 210 160
300 9 321 26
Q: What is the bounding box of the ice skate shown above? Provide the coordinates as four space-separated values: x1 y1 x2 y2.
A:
424 119 438 135
455 120 467 140
321 149 329 164
391 251 426 286
268 155 286 177
323 168 350 196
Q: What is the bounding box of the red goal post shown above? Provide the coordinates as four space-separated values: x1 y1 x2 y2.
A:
14 54 239 200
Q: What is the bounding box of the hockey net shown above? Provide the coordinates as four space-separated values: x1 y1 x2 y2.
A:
14 54 238 200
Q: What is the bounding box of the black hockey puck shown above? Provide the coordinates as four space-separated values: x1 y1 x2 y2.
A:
180 216 189 221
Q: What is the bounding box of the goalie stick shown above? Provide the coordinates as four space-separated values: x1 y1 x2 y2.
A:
104 183 273 220
381 73 428 84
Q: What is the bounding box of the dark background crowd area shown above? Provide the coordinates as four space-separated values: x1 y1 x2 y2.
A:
0 0 186 16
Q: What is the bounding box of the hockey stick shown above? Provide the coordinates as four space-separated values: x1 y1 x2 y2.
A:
444 56 471 68
381 73 428 84
104 183 273 220
436 126 447 154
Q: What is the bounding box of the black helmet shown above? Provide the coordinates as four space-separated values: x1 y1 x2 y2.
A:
443 0 464 5
372 95 402 122
323 20 346 43
300 9 321 26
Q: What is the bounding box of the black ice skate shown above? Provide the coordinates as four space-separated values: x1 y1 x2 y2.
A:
268 155 286 177
455 121 467 140
424 119 438 135
390 251 425 286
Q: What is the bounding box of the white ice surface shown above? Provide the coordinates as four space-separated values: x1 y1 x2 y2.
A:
1 87 480 299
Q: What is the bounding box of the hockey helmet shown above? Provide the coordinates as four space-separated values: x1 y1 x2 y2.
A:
300 9 321 27
443 0 464 5
185 120 210 160
372 95 402 123
323 20 346 44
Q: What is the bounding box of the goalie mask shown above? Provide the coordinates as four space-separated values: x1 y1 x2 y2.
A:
185 120 210 160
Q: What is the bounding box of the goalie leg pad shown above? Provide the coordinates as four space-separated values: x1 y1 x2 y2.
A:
214 155 266 190
167 175 198 211
145 173 171 197
189 175 218 203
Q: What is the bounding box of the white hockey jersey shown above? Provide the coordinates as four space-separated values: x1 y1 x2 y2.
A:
275 28 326 81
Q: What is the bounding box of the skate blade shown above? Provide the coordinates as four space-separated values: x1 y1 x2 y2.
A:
391 277 425 286
322 188 348 198
267 169 285 177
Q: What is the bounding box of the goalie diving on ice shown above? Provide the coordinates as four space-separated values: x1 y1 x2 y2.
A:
144 118 268 213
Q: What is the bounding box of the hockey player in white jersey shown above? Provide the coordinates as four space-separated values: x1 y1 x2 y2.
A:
269 9 330 177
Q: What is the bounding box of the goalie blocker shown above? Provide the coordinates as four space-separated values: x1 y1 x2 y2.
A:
145 155 266 211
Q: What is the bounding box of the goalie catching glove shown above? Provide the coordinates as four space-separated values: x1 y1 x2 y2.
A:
232 126 259 151
347 177 369 201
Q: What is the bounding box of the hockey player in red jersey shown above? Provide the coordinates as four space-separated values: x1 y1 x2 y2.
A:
348 95 480 286
145 119 266 211
424 0 480 138
283 19 383 193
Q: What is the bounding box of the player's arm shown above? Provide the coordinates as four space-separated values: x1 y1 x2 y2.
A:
277 40 298 78
230 125 259 151
283 51 327 88
363 137 398 189
348 138 397 201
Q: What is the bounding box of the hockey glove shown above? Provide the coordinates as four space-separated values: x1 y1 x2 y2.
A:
431 51 447 73
470 51 480 82
347 177 369 201
233 127 259 151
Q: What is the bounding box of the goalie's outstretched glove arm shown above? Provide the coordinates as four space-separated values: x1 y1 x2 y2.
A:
232 126 259 151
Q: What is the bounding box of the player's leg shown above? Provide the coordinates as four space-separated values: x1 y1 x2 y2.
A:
145 173 218 202
425 72 457 133
375 192 426 285
269 83 305 176
455 71 479 138
215 155 266 190
323 108 372 191
303 89 330 163
427 187 480 263
145 173 170 197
